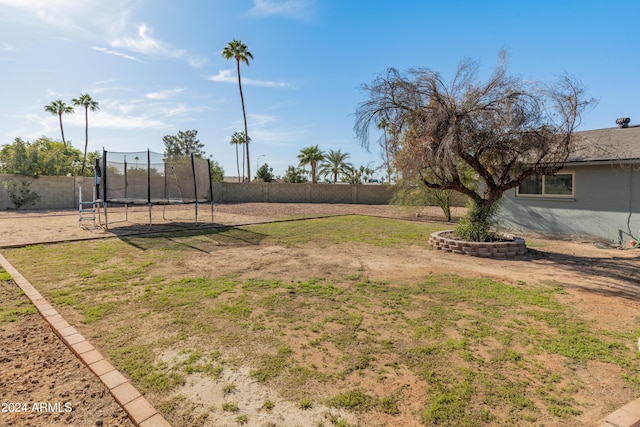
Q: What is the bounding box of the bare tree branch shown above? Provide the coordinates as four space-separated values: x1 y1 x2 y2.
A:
355 50 595 208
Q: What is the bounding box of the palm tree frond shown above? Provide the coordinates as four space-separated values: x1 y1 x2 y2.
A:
297 145 325 184
44 100 74 147
318 149 352 183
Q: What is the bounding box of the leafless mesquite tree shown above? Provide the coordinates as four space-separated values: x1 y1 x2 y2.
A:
355 51 594 239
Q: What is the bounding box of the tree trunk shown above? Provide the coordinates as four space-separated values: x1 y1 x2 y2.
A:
58 113 67 148
81 107 88 177
383 129 391 184
462 197 499 242
241 143 245 182
237 59 251 182
433 189 452 222
235 144 240 182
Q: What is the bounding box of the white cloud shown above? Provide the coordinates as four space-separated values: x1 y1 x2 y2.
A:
249 127 310 146
0 43 17 61
110 23 181 58
90 81 132 95
27 94 205 135
0 0 207 67
0 0 113 39
208 69 235 83
69 109 167 130
145 88 185 100
0 43 16 52
3 112 52 141
208 69 288 88
248 0 316 21
92 46 143 62
75 97 209 131
225 113 310 146
249 113 277 127
107 22 208 67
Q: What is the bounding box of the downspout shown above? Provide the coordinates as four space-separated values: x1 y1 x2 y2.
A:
626 165 636 240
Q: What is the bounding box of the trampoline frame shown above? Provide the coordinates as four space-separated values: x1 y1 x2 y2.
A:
97 150 214 230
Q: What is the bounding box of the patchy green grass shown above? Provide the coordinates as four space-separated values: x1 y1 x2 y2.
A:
523 240 546 248
298 398 312 409
3 215 640 426
247 215 446 247
327 389 377 412
221 401 239 412
0 269 12 281
109 344 185 393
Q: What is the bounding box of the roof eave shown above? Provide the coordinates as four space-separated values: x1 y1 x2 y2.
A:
563 158 640 167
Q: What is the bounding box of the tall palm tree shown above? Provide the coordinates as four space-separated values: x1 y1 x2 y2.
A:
222 39 253 182
319 149 352 183
297 145 325 184
230 131 250 182
377 118 393 184
72 93 99 176
44 100 74 147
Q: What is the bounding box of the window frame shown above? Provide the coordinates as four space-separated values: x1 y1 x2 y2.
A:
515 171 575 199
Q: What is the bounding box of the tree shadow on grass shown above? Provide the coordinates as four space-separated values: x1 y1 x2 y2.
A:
119 225 267 254
525 248 640 300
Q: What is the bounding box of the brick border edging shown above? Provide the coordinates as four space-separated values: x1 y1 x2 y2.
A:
0 254 171 427
429 230 527 258
599 400 640 427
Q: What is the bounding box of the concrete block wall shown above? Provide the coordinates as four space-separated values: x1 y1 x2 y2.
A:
1 175 464 210
211 182 397 205
355 184 398 204
0 175 95 211
268 183 308 202
310 184 352 204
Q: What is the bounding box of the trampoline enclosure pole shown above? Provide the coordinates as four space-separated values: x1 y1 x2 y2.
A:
147 149 151 205
207 158 214 223
95 157 101 226
102 150 109 230
124 156 128 222
191 153 198 224
147 149 152 228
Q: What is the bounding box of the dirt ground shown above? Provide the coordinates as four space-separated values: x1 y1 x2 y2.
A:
0 285 134 427
1 202 639 426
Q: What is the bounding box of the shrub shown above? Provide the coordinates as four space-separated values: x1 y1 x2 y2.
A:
3 179 40 210
454 199 501 242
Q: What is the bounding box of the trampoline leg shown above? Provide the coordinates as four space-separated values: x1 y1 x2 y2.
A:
148 203 152 231
104 202 109 231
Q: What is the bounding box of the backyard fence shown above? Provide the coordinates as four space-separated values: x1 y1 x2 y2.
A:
0 174 94 211
211 182 396 204
0 174 468 211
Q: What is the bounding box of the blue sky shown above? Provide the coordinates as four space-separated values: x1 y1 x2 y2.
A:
1 0 638 178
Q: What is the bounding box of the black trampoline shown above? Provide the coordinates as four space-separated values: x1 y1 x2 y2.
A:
97 150 214 229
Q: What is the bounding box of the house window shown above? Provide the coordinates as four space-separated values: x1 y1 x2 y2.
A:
517 173 574 197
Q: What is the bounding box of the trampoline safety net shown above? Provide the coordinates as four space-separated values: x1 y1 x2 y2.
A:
100 150 213 205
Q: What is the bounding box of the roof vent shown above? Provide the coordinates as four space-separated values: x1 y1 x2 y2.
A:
616 117 631 128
